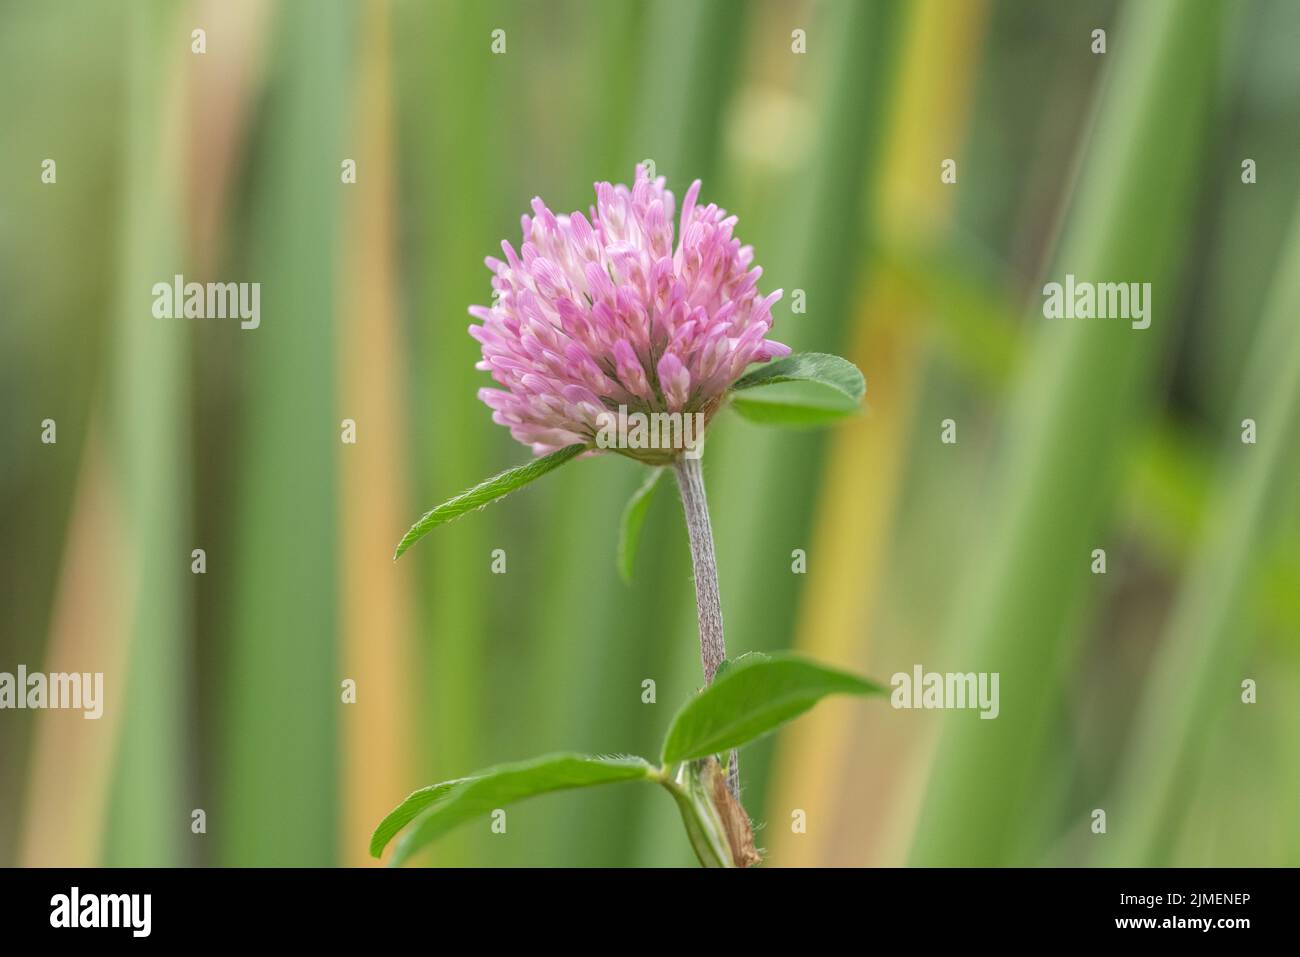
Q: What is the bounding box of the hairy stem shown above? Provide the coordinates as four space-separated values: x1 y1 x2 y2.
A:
673 454 740 798
673 455 726 681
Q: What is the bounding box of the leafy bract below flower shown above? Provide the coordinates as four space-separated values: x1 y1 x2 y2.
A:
469 164 790 462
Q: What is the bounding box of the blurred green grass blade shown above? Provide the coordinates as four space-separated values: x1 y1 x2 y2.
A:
102 0 188 866
617 466 664 583
394 444 585 559
731 352 866 402
631 0 751 188
384 754 657 866
908 0 1233 866
1102 192 1300 865
397 0 525 866
219 0 354 866
660 653 883 764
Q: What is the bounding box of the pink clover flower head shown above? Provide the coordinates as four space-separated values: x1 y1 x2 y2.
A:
469 165 789 462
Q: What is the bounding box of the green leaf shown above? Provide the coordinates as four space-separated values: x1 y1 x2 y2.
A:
661 652 884 764
617 467 664 583
375 753 657 864
367 777 472 860
730 381 862 428
393 443 586 559
731 352 865 402
729 353 865 428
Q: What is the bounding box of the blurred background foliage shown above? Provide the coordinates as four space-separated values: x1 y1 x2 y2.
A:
2 0 1298 867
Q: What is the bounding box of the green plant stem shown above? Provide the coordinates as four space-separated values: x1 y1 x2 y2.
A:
673 454 740 799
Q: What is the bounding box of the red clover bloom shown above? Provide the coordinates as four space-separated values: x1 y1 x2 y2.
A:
469 164 790 460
